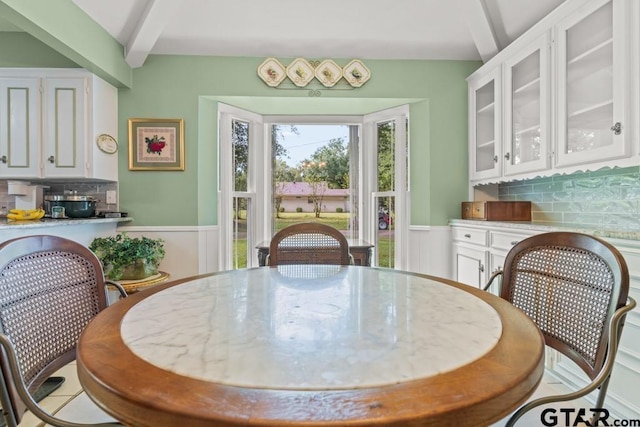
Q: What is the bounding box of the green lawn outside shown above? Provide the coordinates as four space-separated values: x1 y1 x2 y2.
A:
377 237 395 268
273 212 350 231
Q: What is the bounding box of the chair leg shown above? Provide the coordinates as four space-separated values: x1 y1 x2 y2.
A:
589 377 612 426
0 371 18 427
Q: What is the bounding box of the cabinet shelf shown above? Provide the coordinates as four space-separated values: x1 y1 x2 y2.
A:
476 102 495 115
568 99 612 120
567 38 613 67
476 140 495 150
567 100 613 131
513 77 540 96
514 124 541 137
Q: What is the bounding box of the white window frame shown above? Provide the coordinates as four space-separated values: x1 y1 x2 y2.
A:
363 105 410 270
218 105 410 270
218 103 265 270
263 115 362 242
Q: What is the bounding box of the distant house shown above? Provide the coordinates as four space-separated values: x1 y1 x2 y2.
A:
276 182 350 213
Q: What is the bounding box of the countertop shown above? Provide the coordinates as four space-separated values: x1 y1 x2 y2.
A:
450 219 640 241
0 217 133 230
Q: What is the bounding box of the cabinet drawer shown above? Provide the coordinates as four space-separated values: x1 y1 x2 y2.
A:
489 230 534 252
461 201 487 219
452 227 488 246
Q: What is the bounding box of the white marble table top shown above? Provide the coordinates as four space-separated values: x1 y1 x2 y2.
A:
121 265 502 390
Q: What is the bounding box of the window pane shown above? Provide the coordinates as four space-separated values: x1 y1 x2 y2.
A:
232 197 250 269
272 124 355 238
377 121 395 192
232 119 249 192
405 117 409 191
375 196 395 268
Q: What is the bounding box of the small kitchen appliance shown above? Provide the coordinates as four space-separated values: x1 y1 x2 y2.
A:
44 194 97 218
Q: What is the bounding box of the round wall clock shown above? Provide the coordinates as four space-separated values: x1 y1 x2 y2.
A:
97 134 118 154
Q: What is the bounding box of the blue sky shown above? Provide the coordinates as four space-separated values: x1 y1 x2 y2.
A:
277 124 349 167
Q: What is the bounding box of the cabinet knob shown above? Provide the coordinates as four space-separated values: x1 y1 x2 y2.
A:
610 122 622 135
48 156 55 164
0 155 6 164
479 264 485 273
504 152 511 160
510 241 519 245
493 155 498 163
464 234 471 238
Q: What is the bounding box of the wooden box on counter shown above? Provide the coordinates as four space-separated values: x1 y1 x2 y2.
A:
461 201 531 221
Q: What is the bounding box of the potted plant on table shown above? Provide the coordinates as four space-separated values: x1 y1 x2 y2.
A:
90 233 165 281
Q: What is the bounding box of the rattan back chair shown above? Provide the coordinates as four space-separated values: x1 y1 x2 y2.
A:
268 222 351 266
484 232 636 426
0 235 126 427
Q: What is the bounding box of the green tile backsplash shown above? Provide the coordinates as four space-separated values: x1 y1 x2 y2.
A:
496 166 640 231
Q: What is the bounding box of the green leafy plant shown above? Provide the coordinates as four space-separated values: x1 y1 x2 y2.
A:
90 233 165 281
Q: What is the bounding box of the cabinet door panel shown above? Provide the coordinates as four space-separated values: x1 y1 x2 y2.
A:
468 67 501 181
43 78 87 177
556 0 630 167
0 78 41 177
504 33 550 176
454 245 487 289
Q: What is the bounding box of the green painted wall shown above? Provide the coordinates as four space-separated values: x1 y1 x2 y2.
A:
118 55 479 226
0 32 78 67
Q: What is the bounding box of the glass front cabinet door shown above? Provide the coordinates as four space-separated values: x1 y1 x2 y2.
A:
555 0 630 168
503 33 550 176
468 67 501 181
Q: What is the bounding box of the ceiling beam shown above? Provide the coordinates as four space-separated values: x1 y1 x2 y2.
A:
0 0 132 87
456 0 500 62
125 0 179 68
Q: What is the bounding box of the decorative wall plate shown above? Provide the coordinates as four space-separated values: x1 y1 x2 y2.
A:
314 59 343 87
258 58 287 87
96 134 118 154
343 59 371 87
286 58 315 87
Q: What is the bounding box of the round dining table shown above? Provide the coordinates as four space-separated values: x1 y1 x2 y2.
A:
77 265 544 427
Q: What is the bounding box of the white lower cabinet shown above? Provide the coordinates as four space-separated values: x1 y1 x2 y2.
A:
452 226 487 288
451 221 640 420
454 245 487 288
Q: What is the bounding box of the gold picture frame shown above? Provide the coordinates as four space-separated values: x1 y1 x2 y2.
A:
128 118 185 171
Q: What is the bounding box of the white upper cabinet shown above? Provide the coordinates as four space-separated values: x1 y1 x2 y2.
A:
555 0 630 167
503 33 551 176
467 0 637 186
468 67 501 181
0 69 118 180
0 78 41 177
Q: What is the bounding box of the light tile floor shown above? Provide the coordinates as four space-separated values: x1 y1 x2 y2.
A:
490 373 591 427
16 362 115 427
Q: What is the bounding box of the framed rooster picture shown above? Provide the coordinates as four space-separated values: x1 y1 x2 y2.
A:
128 118 185 171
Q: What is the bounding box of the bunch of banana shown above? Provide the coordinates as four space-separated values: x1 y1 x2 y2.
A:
6 208 45 221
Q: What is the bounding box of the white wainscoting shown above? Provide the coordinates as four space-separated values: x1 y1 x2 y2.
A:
117 225 453 281
406 225 452 279
117 225 219 281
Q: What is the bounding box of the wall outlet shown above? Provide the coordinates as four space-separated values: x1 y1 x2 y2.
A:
106 190 117 204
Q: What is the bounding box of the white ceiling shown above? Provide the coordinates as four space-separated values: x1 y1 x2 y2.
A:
65 0 565 68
